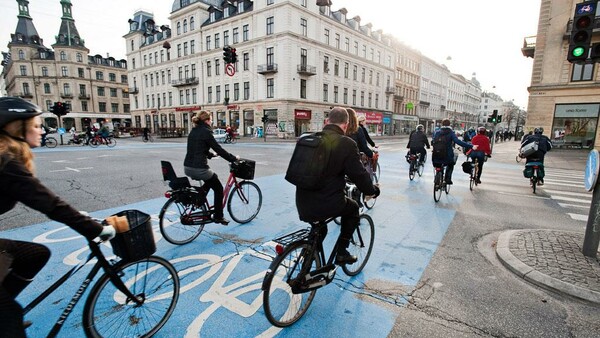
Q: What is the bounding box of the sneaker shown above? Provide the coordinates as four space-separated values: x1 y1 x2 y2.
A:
476 179 482 184
445 180 453 185
335 249 357 265
212 216 230 225
23 320 32 329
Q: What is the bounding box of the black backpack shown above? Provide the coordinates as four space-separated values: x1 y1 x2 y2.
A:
285 132 332 190
432 132 449 161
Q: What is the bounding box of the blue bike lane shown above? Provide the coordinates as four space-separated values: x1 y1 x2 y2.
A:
3 151 464 337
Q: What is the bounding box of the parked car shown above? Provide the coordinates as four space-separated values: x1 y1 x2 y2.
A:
213 128 227 142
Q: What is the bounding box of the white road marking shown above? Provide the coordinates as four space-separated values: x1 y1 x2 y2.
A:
549 195 591 203
49 167 94 173
497 191 550 199
558 203 589 209
567 213 588 221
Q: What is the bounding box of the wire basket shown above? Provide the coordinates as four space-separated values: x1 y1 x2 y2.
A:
231 159 255 179
109 210 156 262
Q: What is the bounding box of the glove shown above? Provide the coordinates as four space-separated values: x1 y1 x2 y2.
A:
235 155 241 161
98 225 116 241
372 185 381 198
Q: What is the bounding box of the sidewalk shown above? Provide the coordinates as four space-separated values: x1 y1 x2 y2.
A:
492 141 600 304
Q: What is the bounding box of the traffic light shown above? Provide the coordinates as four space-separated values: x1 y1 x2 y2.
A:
261 114 268 123
591 43 600 62
567 1 596 63
230 48 237 63
51 101 69 116
497 115 502 123
223 46 231 63
487 110 498 123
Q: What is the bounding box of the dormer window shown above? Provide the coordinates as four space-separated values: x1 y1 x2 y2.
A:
238 1 244 12
210 12 215 22
224 7 229 18
16 34 23 42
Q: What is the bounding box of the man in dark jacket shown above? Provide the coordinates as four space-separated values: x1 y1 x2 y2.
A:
521 127 552 185
431 119 473 185
406 124 430 165
295 107 380 265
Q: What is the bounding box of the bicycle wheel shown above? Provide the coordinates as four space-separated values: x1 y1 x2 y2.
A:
375 162 380 181
89 138 100 148
45 137 58 148
362 173 378 209
531 169 538 194
83 256 180 338
106 138 117 147
516 154 522 163
444 181 451 194
227 181 262 224
142 136 149 143
408 162 415 181
469 170 475 191
417 161 424 177
474 163 479 187
262 241 320 327
342 214 375 276
159 196 206 245
433 170 443 202
230 136 237 144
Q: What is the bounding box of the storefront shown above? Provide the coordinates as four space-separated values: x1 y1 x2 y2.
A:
357 111 383 136
393 114 419 135
227 105 240 132
294 109 311 136
551 103 598 149
243 109 254 136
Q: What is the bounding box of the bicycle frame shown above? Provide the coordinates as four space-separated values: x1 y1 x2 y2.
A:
22 241 142 338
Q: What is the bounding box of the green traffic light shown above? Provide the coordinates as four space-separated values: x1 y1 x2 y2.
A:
572 46 586 57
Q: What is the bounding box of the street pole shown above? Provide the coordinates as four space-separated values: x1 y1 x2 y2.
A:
583 149 600 258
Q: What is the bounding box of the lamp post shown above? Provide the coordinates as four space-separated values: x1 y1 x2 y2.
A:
514 109 522 141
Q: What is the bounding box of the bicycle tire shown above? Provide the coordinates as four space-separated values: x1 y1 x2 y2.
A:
227 181 262 224
363 173 377 209
342 214 375 276
532 169 537 194
262 241 320 327
142 136 149 143
433 170 443 202
445 181 451 194
409 162 415 181
469 170 475 191
375 162 380 181
83 256 180 338
45 137 58 148
230 136 237 144
106 138 117 147
89 138 100 148
159 196 206 245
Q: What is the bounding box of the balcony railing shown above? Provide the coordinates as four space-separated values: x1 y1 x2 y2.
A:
385 86 395 94
393 94 404 101
297 64 316 75
78 93 90 100
521 35 536 58
61 92 73 98
128 87 139 94
18 92 33 98
257 63 278 74
171 77 199 87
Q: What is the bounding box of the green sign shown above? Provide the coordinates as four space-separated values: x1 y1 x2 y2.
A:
406 102 414 110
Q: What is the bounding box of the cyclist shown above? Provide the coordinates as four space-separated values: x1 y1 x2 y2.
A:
463 126 476 142
142 127 150 141
225 125 235 142
521 127 552 185
294 107 380 265
0 97 115 337
431 118 473 185
469 127 492 184
184 111 240 225
357 115 375 148
406 124 430 165
347 108 374 159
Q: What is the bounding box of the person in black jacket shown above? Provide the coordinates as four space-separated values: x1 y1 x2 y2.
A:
357 115 375 148
184 111 239 225
295 107 380 265
406 124 430 165
346 108 373 159
0 97 114 338
521 127 552 185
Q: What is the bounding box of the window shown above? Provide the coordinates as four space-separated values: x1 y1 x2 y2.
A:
98 87 105 96
353 65 357 80
61 66 68 77
96 71 103 80
190 40 195 54
343 88 348 104
190 17 195 30
243 53 249 71
300 48 307 67
20 83 29 95
63 83 71 95
362 45 367 58
179 90 184 105
177 44 181 57
18 50 24 60
121 75 128 83
215 33 220 48
185 89 190 104
183 19 188 33
76 53 82 62
368 92 372 107
375 94 379 108
361 68 365 82
335 34 340 48
324 56 329 73
224 30 229 46
234 83 239 101
42 66 48 77
344 62 349 78
192 88 197 104
266 17 274 36
44 83 51 94
109 73 116 82
354 41 358 54
334 59 339 76
238 1 244 12
267 47 274 66
160 50 164 62
206 36 211 50
191 64 196 77
324 29 330 45
60 51 67 61
352 89 357 105
301 18 307 37
19 65 27 76
207 87 212 103
243 25 249 41
267 0 274 4
149 53 153 65
361 91 365 106
82 101 88 111
323 84 328 102
571 63 594 82
99 102 106 112
177 22 181 35
333 86 340 103
111 103 119 113
301 0 307 7
300 79 307 99
345 38 349 52
243 82 250 100
267 78 274 98
110 88 117 97
233 28 239 44
215 59 220 75
183 42 188 56
369 70 373 84
124 104 130 113
224 84 230 102
216 85 221 102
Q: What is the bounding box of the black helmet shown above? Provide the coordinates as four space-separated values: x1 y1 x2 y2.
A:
416 124 424 131
0 97 43 130
534 127 543 134
477 126 486 134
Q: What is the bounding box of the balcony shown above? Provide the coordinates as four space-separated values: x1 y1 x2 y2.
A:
393 94 404 101
61 92 73 99
521 35 536 58
128 87 139 94
171 77 199 87
257 63 278 74
18 92 33 98
385 86 395 94
297 64 316 75
78 93 90 100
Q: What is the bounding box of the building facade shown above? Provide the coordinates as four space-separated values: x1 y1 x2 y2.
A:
524 0 600 149
125 0 395 138
1 0 131 132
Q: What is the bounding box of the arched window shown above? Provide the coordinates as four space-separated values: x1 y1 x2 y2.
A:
76 53 82 62
18 50 24 60
177 22 181 35
183 19 187 33
190 17 195 30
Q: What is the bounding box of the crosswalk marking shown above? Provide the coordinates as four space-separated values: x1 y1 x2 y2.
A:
549 195 591 203
567 213 588 221
543 189 591 197
558 203 590 209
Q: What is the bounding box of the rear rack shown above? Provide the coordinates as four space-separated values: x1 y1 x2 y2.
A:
272 229 310 246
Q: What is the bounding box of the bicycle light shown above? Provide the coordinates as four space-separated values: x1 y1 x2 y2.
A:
275 244 284 255
164 192 172 198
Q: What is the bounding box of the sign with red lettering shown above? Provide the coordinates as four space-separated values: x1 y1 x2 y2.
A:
175 106 201 112
294 109 311 119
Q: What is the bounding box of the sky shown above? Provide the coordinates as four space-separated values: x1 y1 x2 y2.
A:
0 0 541 109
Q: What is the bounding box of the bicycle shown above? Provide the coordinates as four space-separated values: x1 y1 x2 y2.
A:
89 134 116 148
43 136 58 148
407 153 425 181
158 159 262 245
433 164 451 202
524 161 544 194
367 146 381 180
261 214 375 327
142 134 154 143
224 133 237 144
22 209 180 338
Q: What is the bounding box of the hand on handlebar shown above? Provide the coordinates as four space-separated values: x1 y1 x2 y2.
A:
98 225 116 241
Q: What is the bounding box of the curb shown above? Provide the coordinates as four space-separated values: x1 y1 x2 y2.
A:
496 230 600 304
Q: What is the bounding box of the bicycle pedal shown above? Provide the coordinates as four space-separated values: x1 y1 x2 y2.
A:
305 264 336 281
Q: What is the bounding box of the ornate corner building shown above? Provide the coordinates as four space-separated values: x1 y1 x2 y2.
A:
1 0 130 132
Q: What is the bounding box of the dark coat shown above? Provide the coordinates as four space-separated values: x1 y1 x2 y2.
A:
0 155 102 240
349 128 373 158
296 124 376 222
521 134 552 160
407 130 430 149
359 125 375 147
183 123 237 169
432 126 472 164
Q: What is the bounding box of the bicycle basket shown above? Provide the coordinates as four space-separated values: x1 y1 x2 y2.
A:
231 159 255 179
109 210 156 262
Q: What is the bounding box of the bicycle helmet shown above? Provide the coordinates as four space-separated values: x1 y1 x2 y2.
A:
477 126 486 134
534 127 543 134
0 97 43 130
416 124 424 131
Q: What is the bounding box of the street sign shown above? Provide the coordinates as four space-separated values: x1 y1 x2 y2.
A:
225 63 235 77
585 149 599 191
